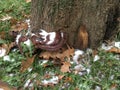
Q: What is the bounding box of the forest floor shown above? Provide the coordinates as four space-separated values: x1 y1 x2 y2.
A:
0 0 120 90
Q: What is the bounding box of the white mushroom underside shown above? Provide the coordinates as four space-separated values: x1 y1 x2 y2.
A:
46 32 56 45
39 29 56 45
39 29 48 42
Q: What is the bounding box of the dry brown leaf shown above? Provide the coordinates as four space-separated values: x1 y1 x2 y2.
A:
44 74 51 79
0 42 17 57
74 88 79 90
0 44 8 57
20 55 36 73
10 18 18 25
39 46 74 61
1 44 8 49
62 46 74 59
77 25 88 49
60 61 71 73
64 77 73 83
0 31 6 39
42 83 55 87
39 51 56 60
0 80 16 90
11 22 28 32
7 42 16 54
58 75 65 80
110 83 117 90
107 47 120 53
0 42 16 55
92 50 98 57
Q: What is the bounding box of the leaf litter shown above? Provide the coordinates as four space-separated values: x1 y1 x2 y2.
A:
0 18 120 89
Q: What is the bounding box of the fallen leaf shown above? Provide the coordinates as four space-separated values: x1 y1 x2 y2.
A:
44 74 51 79
62 45 74 60
64 77 73 83
39 51 54 60
107 47 120 53
7 42 16 54
0 80 16 90
0 31 6 39
20 55 36 72
0 42 17 57
60 61 71 73
92 50 98 57
11 21 28 32
0 44 8 57
58 75 65 80
39 45 74 61
110 83 117 90
10 18 18 25
74 88 79 90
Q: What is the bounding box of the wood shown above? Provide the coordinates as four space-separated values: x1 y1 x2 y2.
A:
31 0 120 49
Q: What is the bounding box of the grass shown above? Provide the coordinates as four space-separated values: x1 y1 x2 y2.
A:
0 0 30 32
0 0 120 90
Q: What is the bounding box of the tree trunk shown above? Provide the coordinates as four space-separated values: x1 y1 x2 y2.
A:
31 0 120 49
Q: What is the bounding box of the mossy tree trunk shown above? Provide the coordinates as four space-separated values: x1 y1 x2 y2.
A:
31 0 120 49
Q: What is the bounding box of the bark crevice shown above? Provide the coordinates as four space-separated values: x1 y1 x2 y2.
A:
31 0 120 49
104 6 120 40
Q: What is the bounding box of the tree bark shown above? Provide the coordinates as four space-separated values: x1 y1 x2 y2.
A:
31 0 120 49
